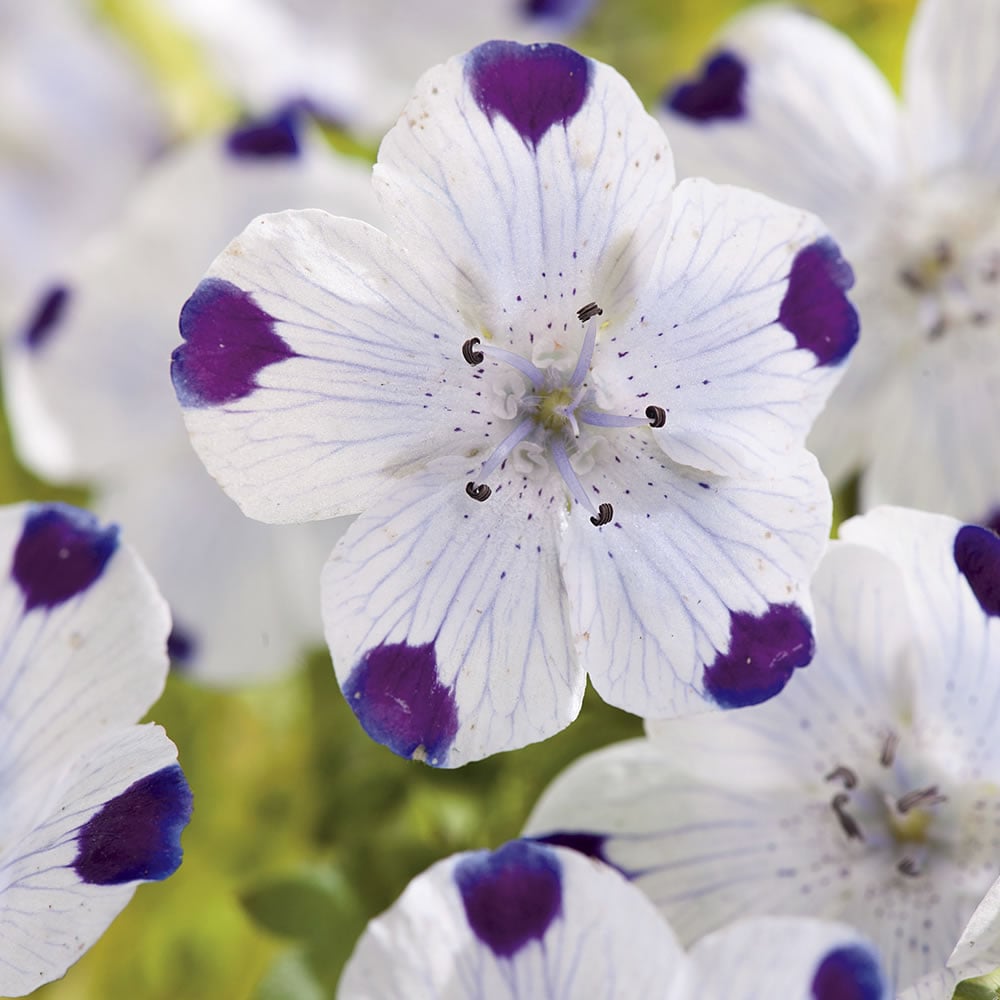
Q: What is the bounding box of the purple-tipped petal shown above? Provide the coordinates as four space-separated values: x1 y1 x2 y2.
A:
520 0 596 32
342 641 459 766
779 238 859 366
531 831 610 865
166 621 198 667
811 945 884 1000
954 524 1000 617
12 504 118 613
22 284 71 351
665 51 747 121
467 41 590 149
225 107 302 159
703 602 814 709
454 841 563 958
73 765 192 885
172 277 298 408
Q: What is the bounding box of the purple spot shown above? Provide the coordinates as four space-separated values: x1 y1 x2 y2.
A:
811 945 884 1000
467 41 590 149
23 284 70 351
342 641 459 766
173 278 297 408
704 603 814 709
12 504 118 613
665 51 746 121
167 621 198 668
779 238 859 366
454 841 563 958
520 0 595 31
226 107 301 159
532 831 610 864
74 766 192 885
955 524 1000 617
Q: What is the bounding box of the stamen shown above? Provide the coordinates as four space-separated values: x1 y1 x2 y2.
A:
824 765 858 790
897 786 946 814
645 405 666 428
830 793 864 841
577 409 648 429
897 857 921 877
465 482 491 502
462 337 484 365
880 731 898 768
590 503 613 527
550 438 598 519
577 301 603 322
476 418 536 483
569 317 598 388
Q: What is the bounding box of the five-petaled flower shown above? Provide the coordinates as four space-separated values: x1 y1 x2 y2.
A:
527 506 1000 993
172 40 858 766
661 0 1000 523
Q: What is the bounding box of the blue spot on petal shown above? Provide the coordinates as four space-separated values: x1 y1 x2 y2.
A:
467 41 590 149
23 284 70 351
74 765 193 885
172 278 297 408
226 106 302 159
454 841 563 958
665 50 746 121
955 524 1000 617
12 504 118 613
704 603 814 709
342 641 459 766
811 945 885 1000
167 621 198 669
779 238 859 366
520 0 595 32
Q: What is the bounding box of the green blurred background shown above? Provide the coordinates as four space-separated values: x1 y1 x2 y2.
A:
8 0 917 996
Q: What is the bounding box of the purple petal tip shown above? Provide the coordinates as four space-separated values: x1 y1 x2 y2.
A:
703 602 814 709
74 765 193 885
467 41 590 149
811 945 885 1000
454 841 563 958
520 0 596 31
23 284 71 351
173 277 297 408
779 237 859 366
12 504 118 613
955 524 1000 617
665 50 747 121
226 107 302 159
342 641 459 766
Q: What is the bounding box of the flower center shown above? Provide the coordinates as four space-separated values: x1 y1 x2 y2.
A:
461 302 665 527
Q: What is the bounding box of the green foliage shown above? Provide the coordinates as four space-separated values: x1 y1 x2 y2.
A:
955 970 1000 1000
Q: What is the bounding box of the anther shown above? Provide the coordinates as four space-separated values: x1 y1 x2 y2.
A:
577 302 603 323
645 405 666 429
589 502 613 527
824 765 858 790
897 857 921 877
462 337 484 366
897 785 946 814
830 793 864 841
465 482 491 502
880 731 898 768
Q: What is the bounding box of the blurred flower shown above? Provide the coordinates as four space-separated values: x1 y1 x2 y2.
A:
3 107 381 685
157 0 597 136
660 0 1000 522
526 506 1000 993
172 41 857 764
0 502 190 996
338 838 889 999
0 0 166 324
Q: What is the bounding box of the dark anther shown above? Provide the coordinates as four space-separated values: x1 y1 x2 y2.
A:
589 502 613 527
645 405 666 429
880 731 898 768
830 793 864 841
824 765 858 790
465 482 491 502
897 857 921 877
577 302 603 322
462 337 485 365
897 785 946 814
899 268 924 292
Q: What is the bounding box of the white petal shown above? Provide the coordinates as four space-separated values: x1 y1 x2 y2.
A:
337 839 684 1000
322 463 582 766
659 5 902 248
607 178 857 478
562 440 829 718
904 0 1000 175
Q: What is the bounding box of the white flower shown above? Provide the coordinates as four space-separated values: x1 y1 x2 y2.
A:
172 41 857 765
660 0 1000 523
526 506 1000 993
2 108 381 684
0 502 190 996
338 837 889 999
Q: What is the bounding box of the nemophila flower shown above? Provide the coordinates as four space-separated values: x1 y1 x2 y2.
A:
0 0 165 321
159 0 597 135
526 506 1000 992
172 41 858 764
660 0 1000 522
338 837 889 999
3 108 380 684
0 502 191 996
